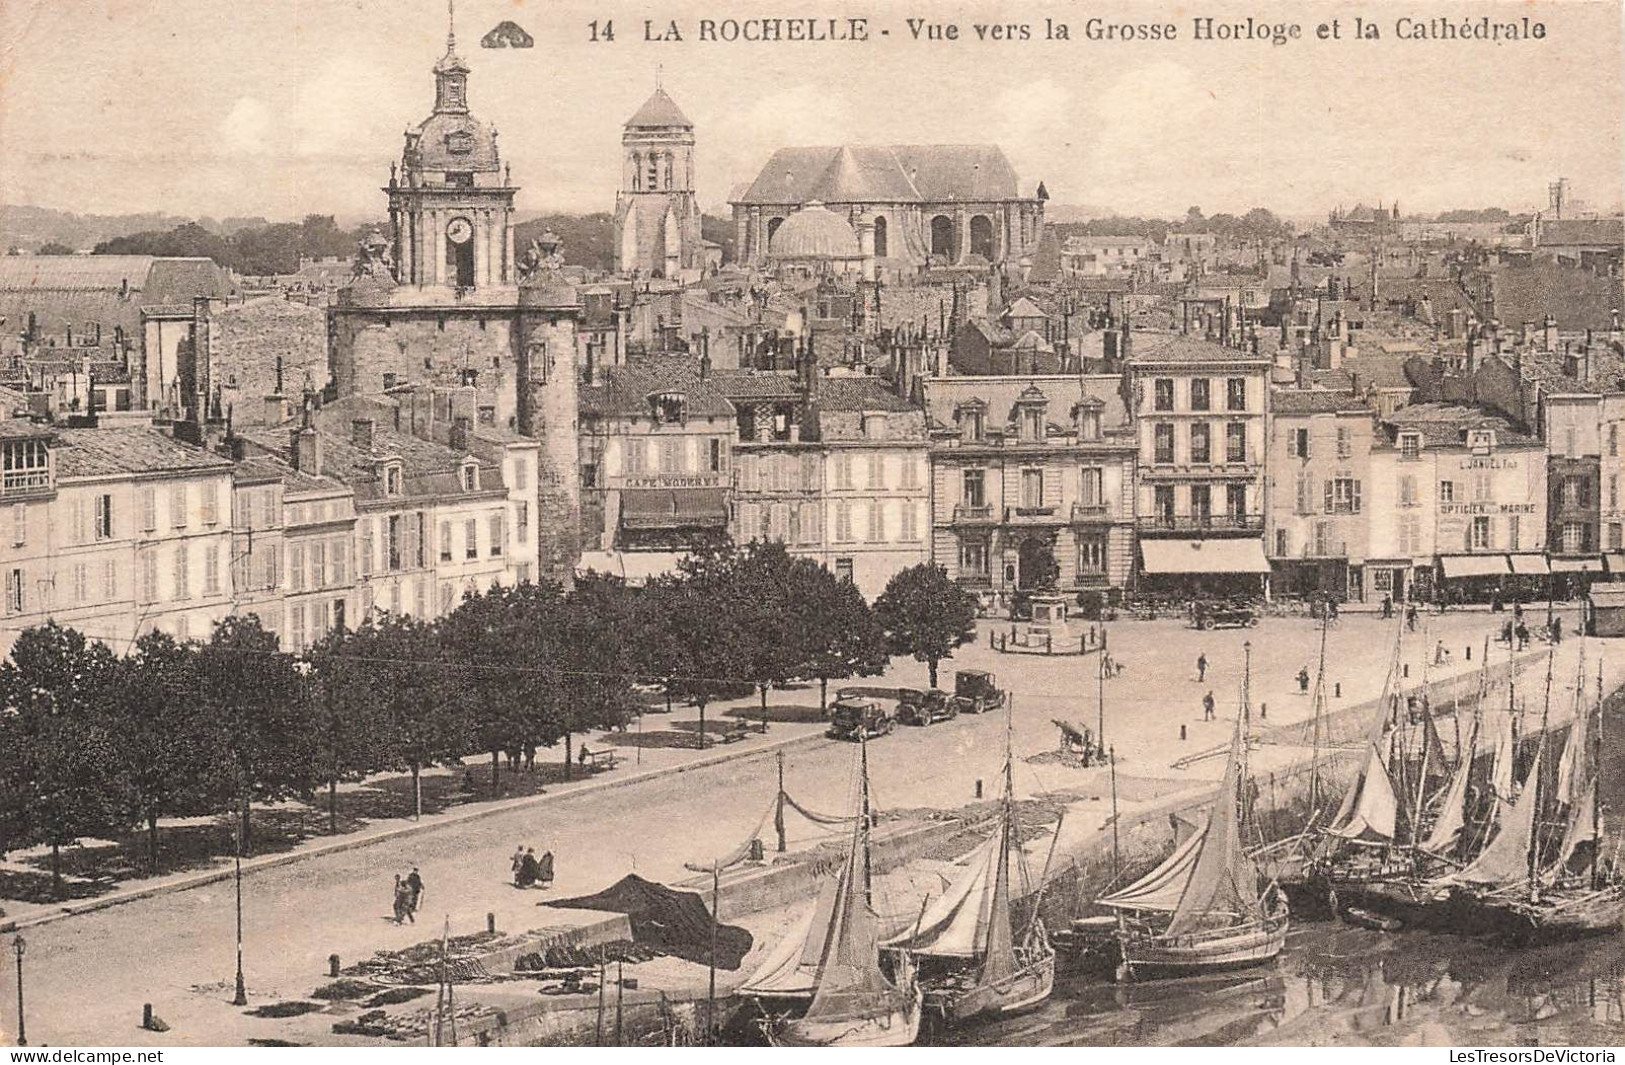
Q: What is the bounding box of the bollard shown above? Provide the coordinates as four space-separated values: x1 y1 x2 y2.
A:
143 1004 153 1029
1403 663 1409 678
1180 724 1187 741
1046 633 1053 654
1335 682 1342 698
1466 645 1472 661
975 779 984 799
487 912 497 935
329 954 341 977
1260 703 1267 720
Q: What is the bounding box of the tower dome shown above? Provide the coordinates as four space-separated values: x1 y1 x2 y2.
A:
769 202 862 260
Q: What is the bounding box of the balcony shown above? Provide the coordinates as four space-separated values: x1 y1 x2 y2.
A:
1138 513 1264 533
1005 505 1065 525
1071 502 1113 523
956 572 993 588
952 503 996 524
1299 541 1350 559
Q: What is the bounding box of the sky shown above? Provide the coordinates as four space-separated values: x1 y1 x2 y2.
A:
0 0 1621 223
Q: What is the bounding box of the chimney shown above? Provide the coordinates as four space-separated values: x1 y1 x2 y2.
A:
449 415 472 453
351 418 375 453
1120 319 1133 365
264 394 287 425
1520 320 1535 348
1543 315 1557 353
291 425 321 474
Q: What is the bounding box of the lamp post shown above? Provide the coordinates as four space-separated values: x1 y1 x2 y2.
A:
232 828 247 1006
12 935 25 1047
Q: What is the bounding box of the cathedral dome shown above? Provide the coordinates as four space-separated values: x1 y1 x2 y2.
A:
410 111 500 172
769 202 862 260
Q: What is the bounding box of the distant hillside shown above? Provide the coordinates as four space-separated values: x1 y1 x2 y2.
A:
1 205 199 254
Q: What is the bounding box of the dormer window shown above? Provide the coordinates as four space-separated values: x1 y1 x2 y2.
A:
383 463 404 497
1399 432 1422 460
957 402 987 443
1021 406 1045 442
1467 429 1495 454
650 392 686 424
862 414 888 440
446 131 474 155
1075 398 1104 441
1 438 52 496
460 461 480 492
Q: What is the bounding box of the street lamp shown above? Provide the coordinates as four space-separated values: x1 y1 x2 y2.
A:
232 828 247 1006
12 935 25 1047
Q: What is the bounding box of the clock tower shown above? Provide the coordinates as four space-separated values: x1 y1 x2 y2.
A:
386 14 516 290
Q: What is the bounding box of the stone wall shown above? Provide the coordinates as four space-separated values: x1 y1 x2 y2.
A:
332 310 519 429
208 297 327 425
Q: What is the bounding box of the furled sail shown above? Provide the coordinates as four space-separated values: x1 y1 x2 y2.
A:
1326 743 1400 843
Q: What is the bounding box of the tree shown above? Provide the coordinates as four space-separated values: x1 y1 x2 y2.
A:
650 556 752 749
795 564 888 710
307 626 388 832
728 542 806 729
556 573 641 758
0 623 126 896
874 564 979 687
109 632 225 870
439 586 532 792
36 241 74 255
196 616 319 854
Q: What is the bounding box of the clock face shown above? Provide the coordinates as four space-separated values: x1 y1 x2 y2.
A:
447 218 473 245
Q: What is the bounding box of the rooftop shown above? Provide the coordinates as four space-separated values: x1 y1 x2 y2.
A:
53 427 233 478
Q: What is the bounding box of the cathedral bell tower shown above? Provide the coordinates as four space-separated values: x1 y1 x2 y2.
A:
612 81 703 280
387 8 516 290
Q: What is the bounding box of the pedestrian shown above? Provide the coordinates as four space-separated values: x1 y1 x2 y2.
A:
1202 690 1216 721
392 874 409 924
538 849 555 889
511 845 525 882
1296 666 1310 693
405 866 423 921
1551 616 1563 643
1381 594 1393 620
1328 599 1339 623
1435 641 1450 665
1406 603 1419 632
1515 620 1530 650
1197 652 1208 683
1514 600 1525 622
1502 619 1514 645
517 847 540 888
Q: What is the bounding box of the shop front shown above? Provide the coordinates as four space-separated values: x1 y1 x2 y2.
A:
1550 557 1604 602
1139 537 1272 600
1436 553 1510 604
1507 552 1550 604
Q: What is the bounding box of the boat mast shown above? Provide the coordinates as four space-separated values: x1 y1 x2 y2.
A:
1309 609 1330 814
1593 658 1604 891
860 729 872 902
1529 647 1555 899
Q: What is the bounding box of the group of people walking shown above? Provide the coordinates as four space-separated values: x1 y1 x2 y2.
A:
391 867 424 924
512 845 555 889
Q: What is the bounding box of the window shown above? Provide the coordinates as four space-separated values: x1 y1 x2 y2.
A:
963 469 986 508
1612 476 1620 511
1509 515 1521 551
834 453 853 489
1373 568 1393 592
900 501 919 542
1399 432 1422 460
624 439 645 476
201 482 219 524
1154 423 1175 464
204 544 220 595
1296 472 1314 514
173 544 189 600
513 459 529 490
867 501 885 542
835 558 854 584
1191 484 1212 522
102 560 116 601
1154 485 1175 524
1190 423 1211 464
359 519 374 577
710 439 722 473
384 465 403 496
1190 378 1210 412
868 453 886 490
1290 427 1309 458
1335 427 1351 458
1153 379 1174 412
960 540 988 575
1611 523 1623 550
1226 423 1246 463
415 513 427 568
1021 407 1044 442
387 516 402 571
1440 481 1455 504
658 439 681 475
461 464 480 492
333 540 348 586
1325 477 1362 514
736 503 758 542
5 568 22 615
1227 483 1248 517
1562 476 1591 507
1612 423 1619 458
440 583 454 615
1474 473 1492 502
516 501 529 542
1470 516 1492 550
1275 528 1289 556
1398 474 1416 507
310 541 326 589
1 439 49 494
440 521 453 562
465 518 478 560
1078 536 1107 574
169 484 186 528
95 494 112 540
290 604 305 651
1226 378 1247 411
961 407 986 442
289 545 305 591
1562 522 1588 553
140 553 157 602
490 515 504 557
835 501 854 542
1566 428 1578 457
1021 468 1044 509
900 455 921 490
1080 468 1103 507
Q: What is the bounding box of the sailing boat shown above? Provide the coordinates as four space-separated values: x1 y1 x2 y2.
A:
753 736 923 1047
882 698 1055 1024
1099 649 1289 979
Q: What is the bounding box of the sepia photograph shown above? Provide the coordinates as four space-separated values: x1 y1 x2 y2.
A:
0 0 1622 1052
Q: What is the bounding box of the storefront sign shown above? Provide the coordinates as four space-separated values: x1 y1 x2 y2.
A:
621 475 723 489
1458 457 1519 470
1439 502 1537 516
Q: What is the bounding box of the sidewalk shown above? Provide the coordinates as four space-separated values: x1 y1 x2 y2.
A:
0 715 830 934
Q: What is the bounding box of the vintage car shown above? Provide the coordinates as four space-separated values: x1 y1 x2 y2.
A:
1192 600 1260 630
949 669 1006 715
827 695 896 740
896 686 957 726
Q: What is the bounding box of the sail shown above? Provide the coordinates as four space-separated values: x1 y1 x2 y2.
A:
739 902 822 997
1099 824 1207 912
882 833 1000 957
1551 778 1599 875
1436 735 1545 889
1488 711 1517 820
979 800 1020 985
1326 743 1400 843
1420 724 1476 855
1166 719 1264 937
1555 709 1589 807
803 751 905 1024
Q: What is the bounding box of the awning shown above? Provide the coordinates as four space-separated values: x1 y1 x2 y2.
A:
1551 557 1603 573
1140 538 1271 575
1439 554 1510 579
1605 554 1625 574
577 551 687 586
619 488 729 530
1588 583 1625 607
1508 554 1550 576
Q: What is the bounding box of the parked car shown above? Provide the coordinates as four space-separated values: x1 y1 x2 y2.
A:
1192 600 1259 630
828 695 896 740
897 686 956 726
950 670 1006 715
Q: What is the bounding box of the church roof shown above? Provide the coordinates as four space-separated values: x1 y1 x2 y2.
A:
734 145 1026 205
626 87 692 128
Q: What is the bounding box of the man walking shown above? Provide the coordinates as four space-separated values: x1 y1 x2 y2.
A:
405 866 423 922
1202 690 1216 721
1197 652 1208 683
1381 595 1393 620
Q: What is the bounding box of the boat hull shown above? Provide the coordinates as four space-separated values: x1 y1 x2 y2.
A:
932 953 1055 1025
771 998 922 1047
1118 915 1289 980
1489 885 1625 945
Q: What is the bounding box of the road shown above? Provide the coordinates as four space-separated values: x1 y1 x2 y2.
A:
0 607 1586 1046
